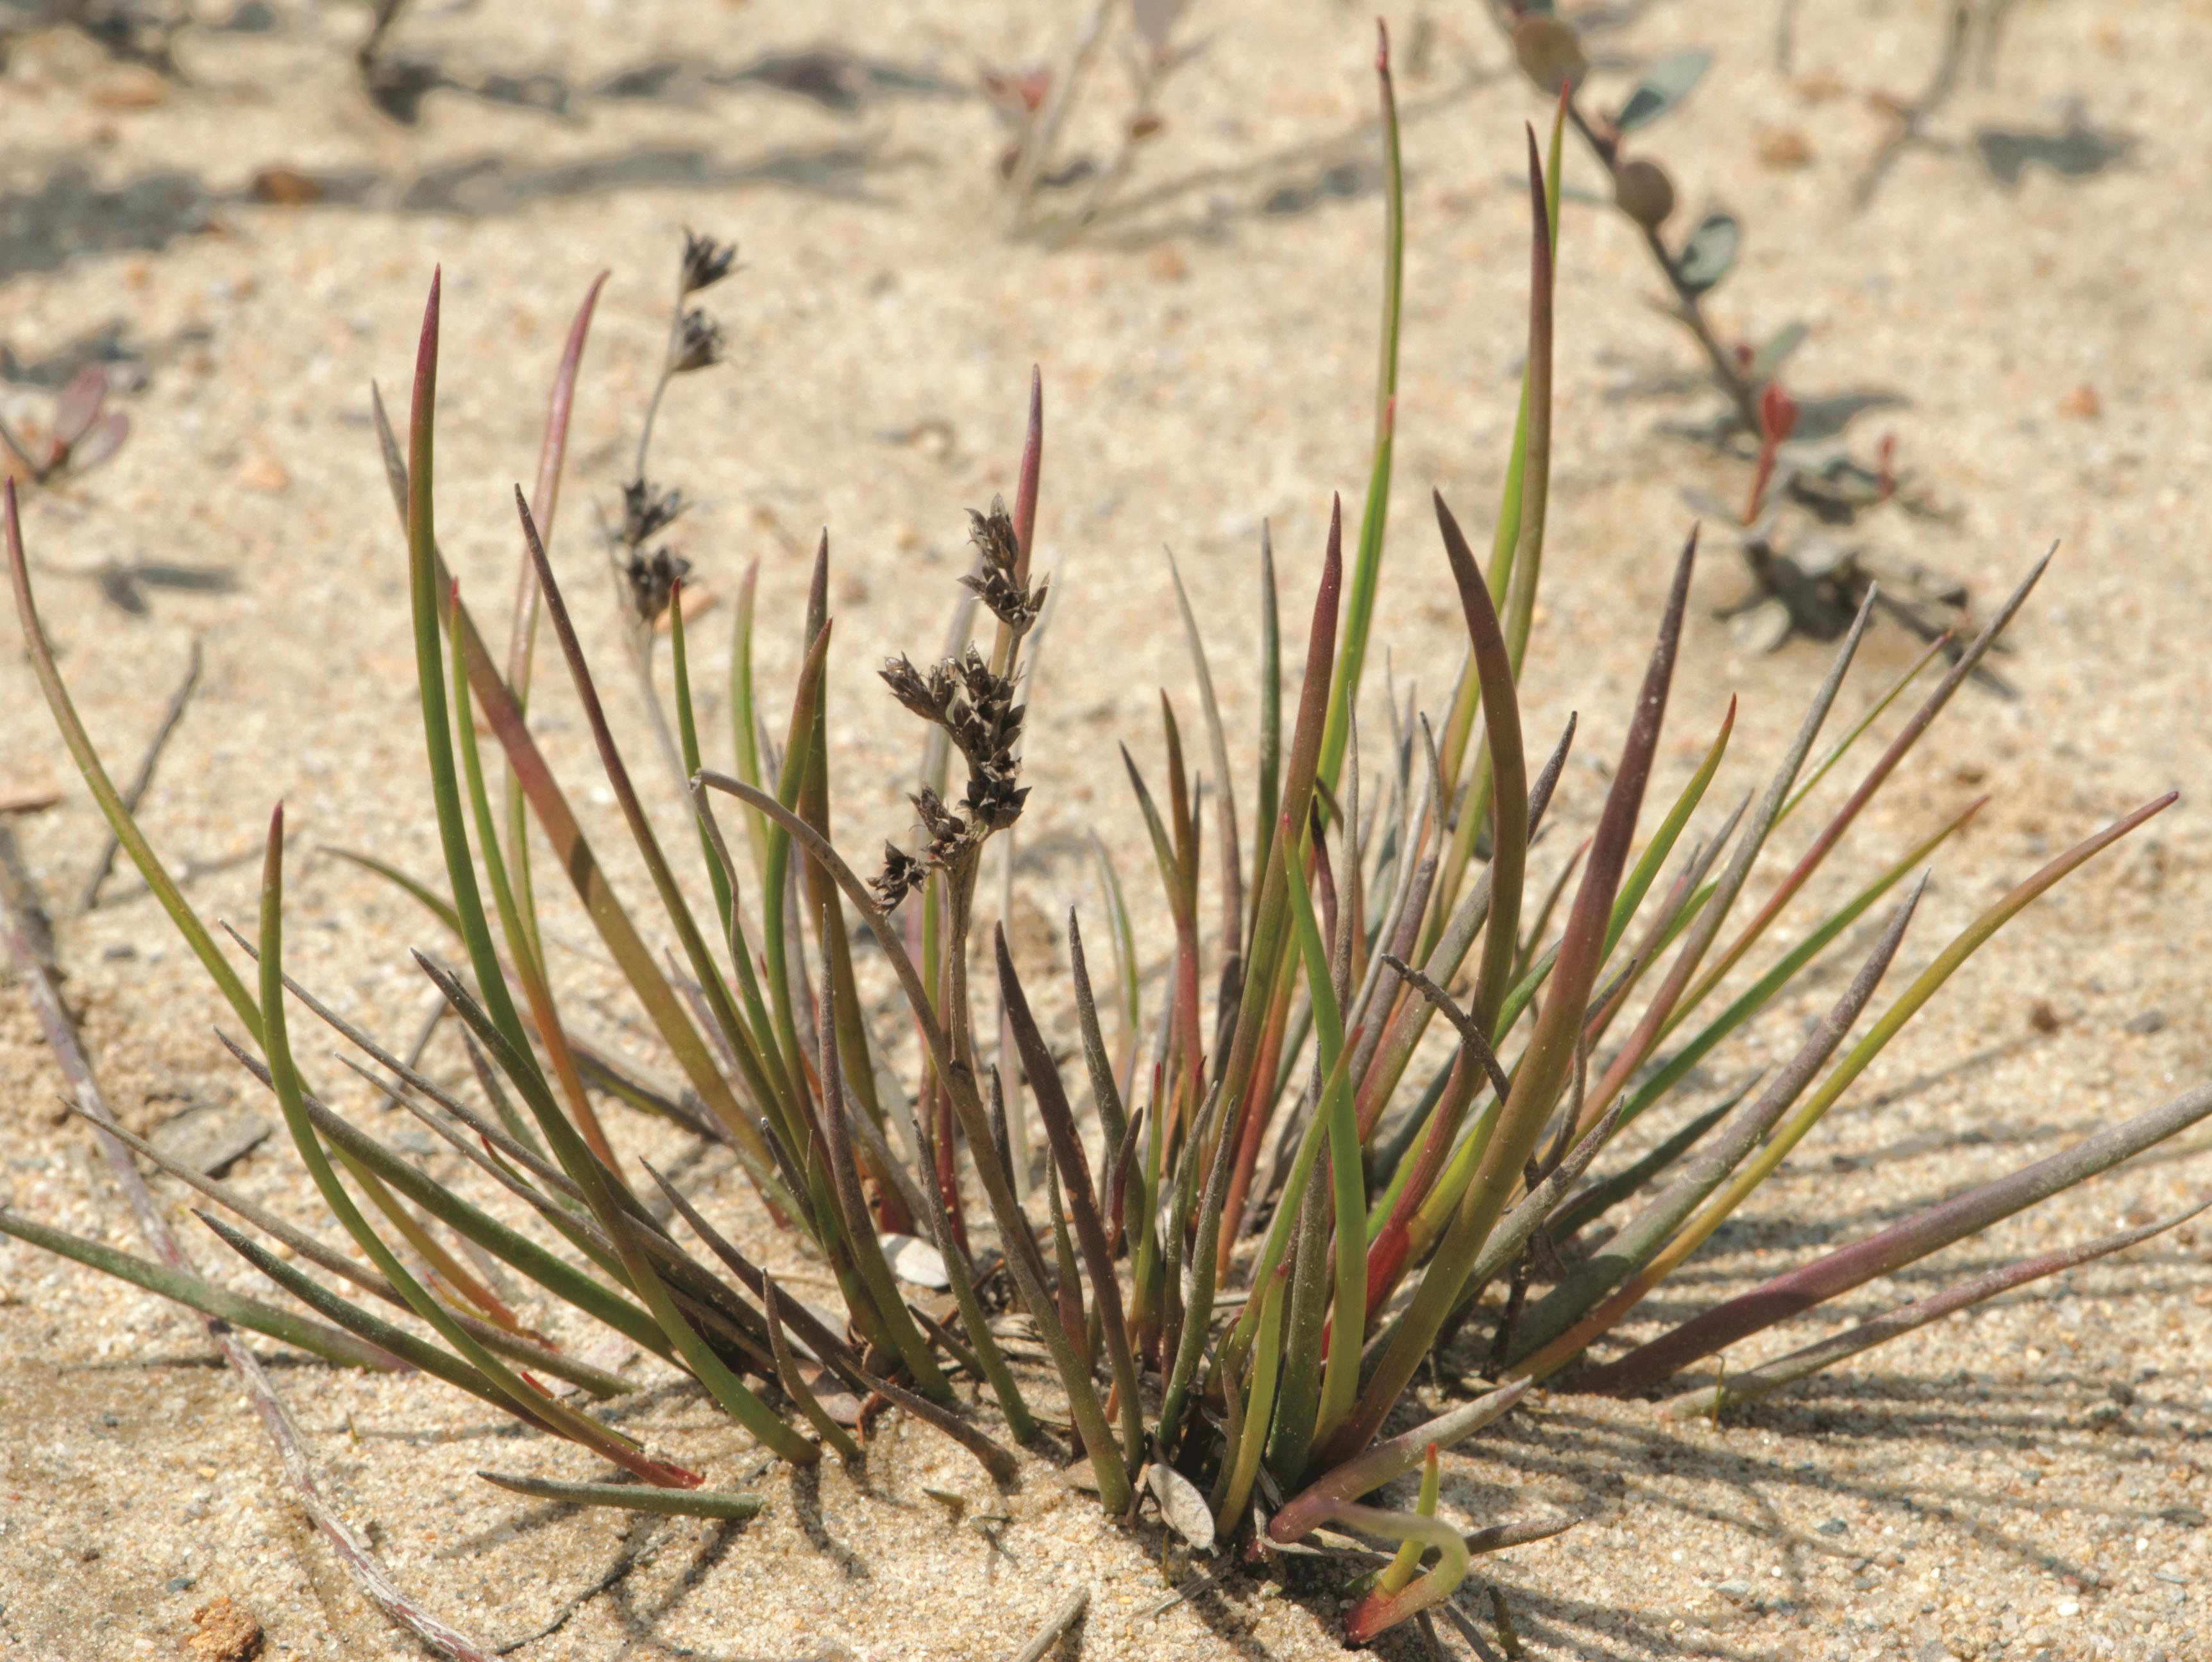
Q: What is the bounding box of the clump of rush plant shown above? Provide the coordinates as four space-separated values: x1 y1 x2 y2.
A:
6 42 2203 1654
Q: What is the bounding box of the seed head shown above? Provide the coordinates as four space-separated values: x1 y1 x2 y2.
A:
952 646 1018 733
868 842 927 913
967 496 1019 573
911 787 979 868
960 566 1048 633
669 308 725 374
680 230 738 296
959 496 1047 632
880 653 956 728
622 545 691 626
961 758 1029 832
621 478 685 548
882 648 1023 773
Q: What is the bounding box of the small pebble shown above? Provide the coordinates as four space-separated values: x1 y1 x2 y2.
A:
90 67 166 109
237 454 291 495
1758 128 1813 169
187 1595 263 1661
249 167 323 206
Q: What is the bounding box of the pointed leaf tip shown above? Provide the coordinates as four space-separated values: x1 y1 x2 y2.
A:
1013 369 1045 571
1672 523 1701 596
1376 18 1390 71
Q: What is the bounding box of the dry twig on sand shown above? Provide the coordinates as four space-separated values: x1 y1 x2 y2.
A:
0 830 498 1662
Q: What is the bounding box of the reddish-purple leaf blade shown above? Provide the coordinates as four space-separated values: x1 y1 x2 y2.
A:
1576 1075 2212 1395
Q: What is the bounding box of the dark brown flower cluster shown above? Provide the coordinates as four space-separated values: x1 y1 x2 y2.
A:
882 648 1029 824
671 232 736 374
680 229 738 296
881 646 1024 766
958 495 1047 633
621 479 684 545
867 841 927 912
609 231 737 626
669 310 724 374
873 641 1029 909
615 479 689 625
621 544 691 627
914 787 976 865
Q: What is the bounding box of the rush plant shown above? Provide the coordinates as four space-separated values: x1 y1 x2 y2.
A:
5 40 2200 1654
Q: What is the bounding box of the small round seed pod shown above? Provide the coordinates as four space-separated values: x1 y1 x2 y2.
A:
1612 156 1676 229
1512 14 1586 94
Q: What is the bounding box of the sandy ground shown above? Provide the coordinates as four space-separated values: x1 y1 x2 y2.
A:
2 1 2209 1659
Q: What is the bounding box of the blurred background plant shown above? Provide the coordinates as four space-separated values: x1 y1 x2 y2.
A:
1498 0 1977 660
0 360 233 623
0 360 129 487
989 0 1204 241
